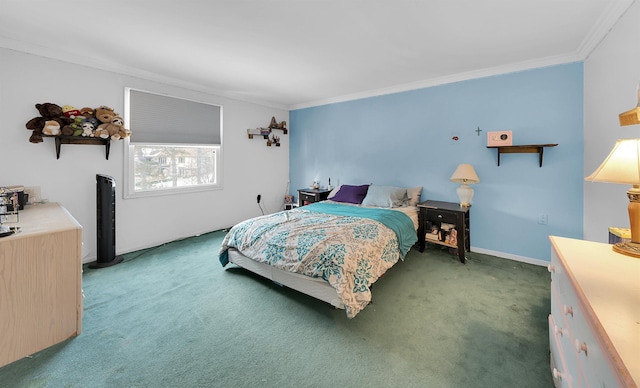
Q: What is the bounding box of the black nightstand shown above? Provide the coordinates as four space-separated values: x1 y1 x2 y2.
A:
417 200 470 263
297 188 331 206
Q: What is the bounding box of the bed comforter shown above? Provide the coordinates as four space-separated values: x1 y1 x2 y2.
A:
219 202 417 318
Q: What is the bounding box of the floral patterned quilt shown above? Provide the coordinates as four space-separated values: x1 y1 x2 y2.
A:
219 202 417 318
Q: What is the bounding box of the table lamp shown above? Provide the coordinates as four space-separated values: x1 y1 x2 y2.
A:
450 163 479 207
586 138 640 258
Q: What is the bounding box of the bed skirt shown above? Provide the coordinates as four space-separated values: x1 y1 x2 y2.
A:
227 248 346 310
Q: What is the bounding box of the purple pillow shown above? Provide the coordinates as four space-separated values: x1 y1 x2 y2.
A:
330 184 369 204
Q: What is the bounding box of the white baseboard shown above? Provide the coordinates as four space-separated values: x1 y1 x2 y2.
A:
470 246 549 267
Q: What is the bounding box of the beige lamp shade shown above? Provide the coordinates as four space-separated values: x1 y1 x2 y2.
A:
450 164 480 184
586 139 640 184
586 138 640 257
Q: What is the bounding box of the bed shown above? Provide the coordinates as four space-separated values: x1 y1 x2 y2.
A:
219 184 421 318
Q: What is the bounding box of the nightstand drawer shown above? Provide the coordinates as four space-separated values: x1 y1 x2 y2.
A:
299 192 317 203
297 188 331 206
426 209 457 224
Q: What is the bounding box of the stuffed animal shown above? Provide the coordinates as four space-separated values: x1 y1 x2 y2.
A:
81 119 96 137
80 107 94 118
95 106 116 124
25 102 65 143
62 116 85 136
111 116 131 140
61 105 82 119
84 117 99 128
95 115 130 140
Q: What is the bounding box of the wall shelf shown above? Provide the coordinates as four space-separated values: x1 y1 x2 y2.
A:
45 135 111 160
247 117 288 147
487 144 558 167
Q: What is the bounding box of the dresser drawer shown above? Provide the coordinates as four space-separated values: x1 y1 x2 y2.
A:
426 209 457 224
549 315 575 387
550 283 579 386
550 257 623 388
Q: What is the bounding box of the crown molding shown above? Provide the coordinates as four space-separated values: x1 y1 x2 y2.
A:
289 52 582 111
0 38 289 111
288 0 636 111
576 0 636 59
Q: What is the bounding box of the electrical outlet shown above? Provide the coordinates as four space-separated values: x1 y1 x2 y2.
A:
538 213 548 225
257 194 261 203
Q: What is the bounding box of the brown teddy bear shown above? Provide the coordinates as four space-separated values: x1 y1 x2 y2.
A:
25 103 66 143
93 106 118 139
96 115 130 140
95 106 116 124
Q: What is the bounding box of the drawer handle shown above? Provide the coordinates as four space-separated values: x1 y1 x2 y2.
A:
437 215 443 219
563 304 573 317
553 324 564 336
575 339 588 356
547 264 555 273
552 367 564 381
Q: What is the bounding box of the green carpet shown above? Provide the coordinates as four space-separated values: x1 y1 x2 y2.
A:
0 231 554 387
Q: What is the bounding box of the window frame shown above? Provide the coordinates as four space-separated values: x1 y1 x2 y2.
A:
123 88 223 199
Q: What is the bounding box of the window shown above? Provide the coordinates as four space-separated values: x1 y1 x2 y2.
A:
124 88 222 198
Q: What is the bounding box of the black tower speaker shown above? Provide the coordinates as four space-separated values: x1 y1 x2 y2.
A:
89 174 123 269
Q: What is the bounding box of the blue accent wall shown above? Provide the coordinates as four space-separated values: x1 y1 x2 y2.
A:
290 63 584 262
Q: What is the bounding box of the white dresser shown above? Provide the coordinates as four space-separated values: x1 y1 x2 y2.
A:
0 203 83 367
549 236 639 387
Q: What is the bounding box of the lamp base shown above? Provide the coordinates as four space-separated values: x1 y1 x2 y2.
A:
612 241 640 258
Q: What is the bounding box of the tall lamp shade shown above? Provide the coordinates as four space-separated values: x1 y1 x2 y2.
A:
586 138 640 258
450 164 480 207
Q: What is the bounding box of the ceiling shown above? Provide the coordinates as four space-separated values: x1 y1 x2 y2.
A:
0 1 634 110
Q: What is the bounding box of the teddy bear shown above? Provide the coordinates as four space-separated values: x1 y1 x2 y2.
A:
25 102 66 143
93 106 118 139
96 115 130 140
95 106 116 124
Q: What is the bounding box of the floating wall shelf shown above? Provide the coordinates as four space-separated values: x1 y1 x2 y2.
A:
487 144 558 167
45 135 111 160
247 117 288 147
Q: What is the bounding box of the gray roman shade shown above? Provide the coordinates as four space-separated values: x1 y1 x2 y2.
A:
128 89 221 144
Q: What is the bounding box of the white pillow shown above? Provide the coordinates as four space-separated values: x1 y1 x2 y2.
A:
328 185 342 198
361 185 408 208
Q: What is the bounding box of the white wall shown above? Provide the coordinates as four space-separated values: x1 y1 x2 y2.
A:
0 49 289 262
584 1 640 242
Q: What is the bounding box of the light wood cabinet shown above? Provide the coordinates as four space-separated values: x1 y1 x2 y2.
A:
549 236 639 387
0 203 83 367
